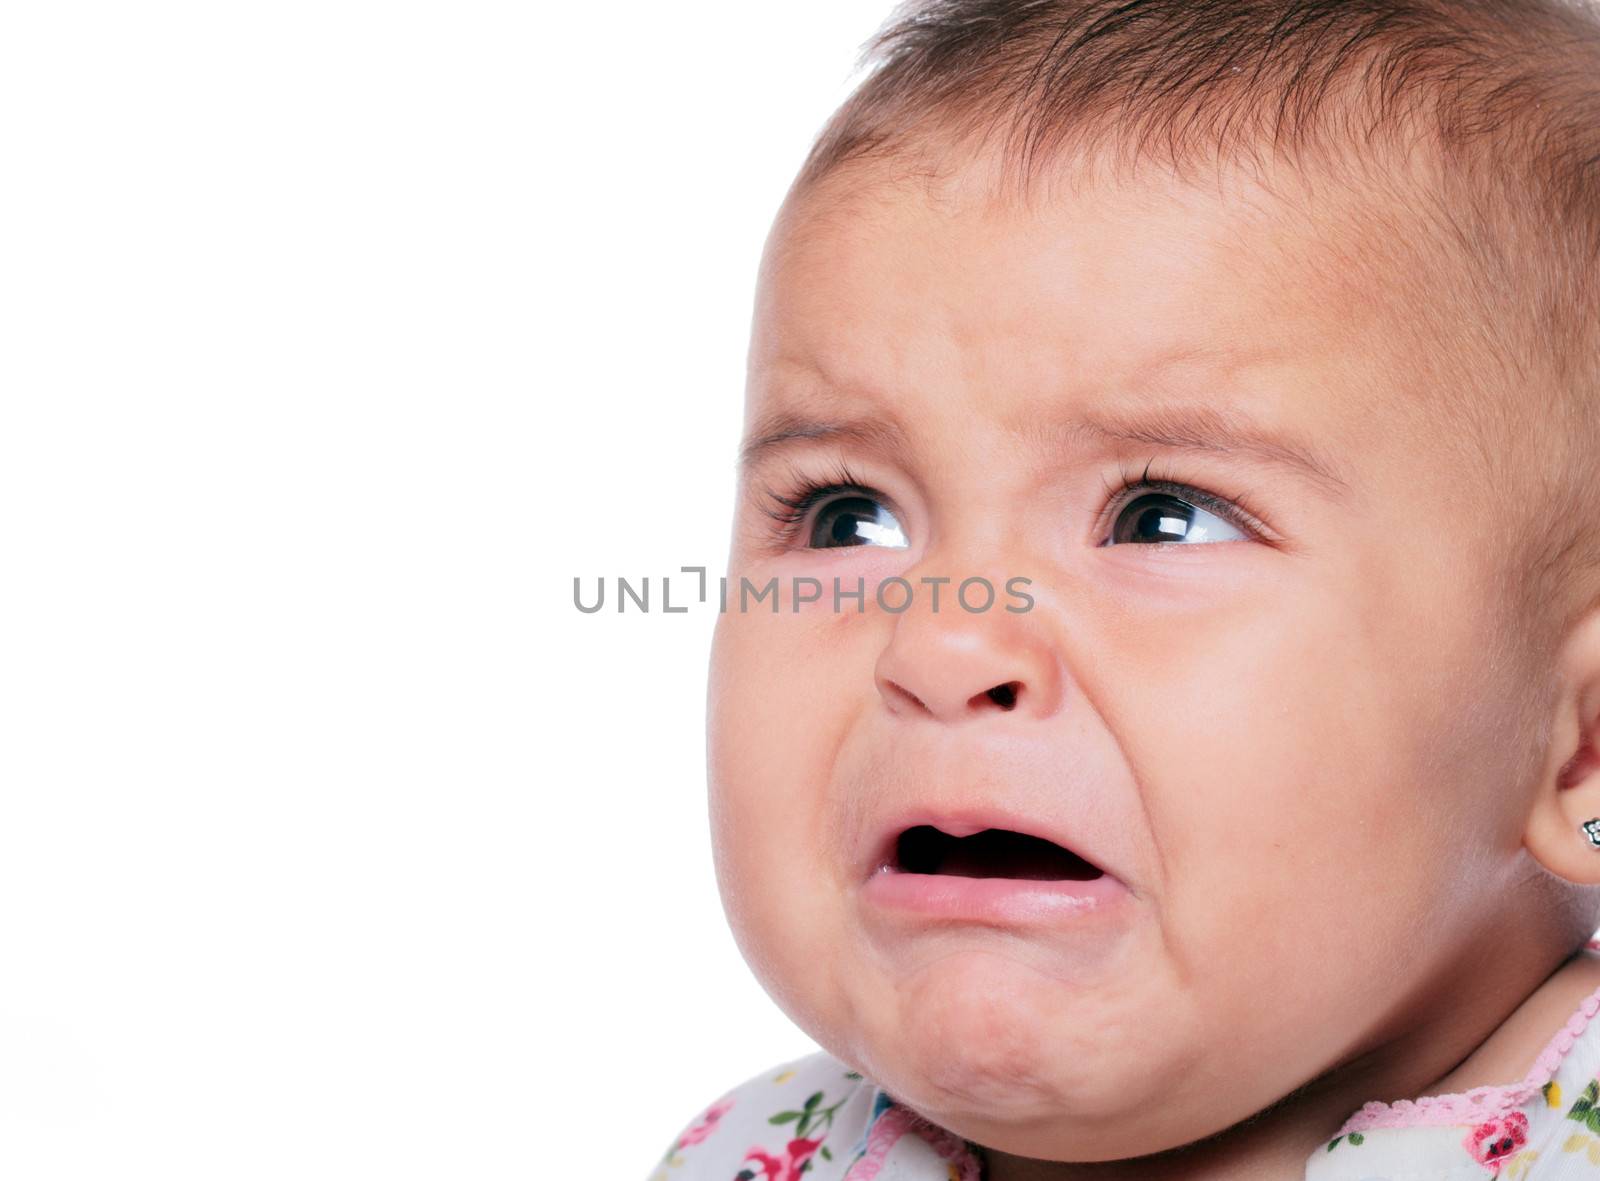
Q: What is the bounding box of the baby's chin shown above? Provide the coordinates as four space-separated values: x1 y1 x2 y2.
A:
831 944 1207 1158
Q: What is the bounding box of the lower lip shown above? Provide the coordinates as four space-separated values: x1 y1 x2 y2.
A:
861 868 1131 925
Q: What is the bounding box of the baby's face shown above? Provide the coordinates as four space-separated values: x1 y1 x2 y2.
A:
708 152 1545 1158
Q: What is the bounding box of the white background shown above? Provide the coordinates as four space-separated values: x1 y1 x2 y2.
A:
0 3 891 1176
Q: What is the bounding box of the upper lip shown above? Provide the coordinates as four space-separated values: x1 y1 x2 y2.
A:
862 804 1120 885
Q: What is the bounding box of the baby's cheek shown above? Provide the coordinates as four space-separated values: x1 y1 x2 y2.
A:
706 612 863 1031
710 792 857 1046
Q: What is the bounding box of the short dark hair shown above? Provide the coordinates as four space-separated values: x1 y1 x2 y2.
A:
787 0 1600 628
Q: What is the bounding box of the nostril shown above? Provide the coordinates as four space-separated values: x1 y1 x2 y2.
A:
981 681 1021 710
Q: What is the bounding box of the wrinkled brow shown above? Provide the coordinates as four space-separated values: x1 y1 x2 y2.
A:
739 404 1352 500
739 411 915 471
1016 402 1354 500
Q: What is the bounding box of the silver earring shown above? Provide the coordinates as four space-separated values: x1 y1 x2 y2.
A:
1583 818 1600 849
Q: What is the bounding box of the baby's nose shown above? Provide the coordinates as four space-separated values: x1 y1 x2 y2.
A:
873 610 1062 723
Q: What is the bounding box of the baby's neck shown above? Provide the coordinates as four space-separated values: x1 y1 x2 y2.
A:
978 939 1599 1181
976 1070 1371 1181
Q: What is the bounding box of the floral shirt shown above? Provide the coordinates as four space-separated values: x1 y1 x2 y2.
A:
650 949 1600 1180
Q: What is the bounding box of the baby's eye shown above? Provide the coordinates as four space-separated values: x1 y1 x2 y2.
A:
1103 489 1251 546
758 467 911 551
807 494 908 549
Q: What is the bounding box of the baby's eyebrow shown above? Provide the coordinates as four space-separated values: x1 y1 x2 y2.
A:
1020 403 1355 501
738 412 915 473
739 403 1352 500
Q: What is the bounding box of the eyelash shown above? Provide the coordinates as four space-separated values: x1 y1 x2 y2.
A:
1098 457 1269 542
758 458 878 545
756 456 1269 549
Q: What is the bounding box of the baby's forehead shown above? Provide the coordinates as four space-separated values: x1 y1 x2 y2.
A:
775 139 1443 327
761 147 1439 416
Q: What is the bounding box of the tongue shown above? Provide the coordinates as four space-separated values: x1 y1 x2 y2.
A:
898 826 1102 880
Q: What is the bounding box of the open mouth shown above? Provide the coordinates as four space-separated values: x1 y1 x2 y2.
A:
892 825 1103 881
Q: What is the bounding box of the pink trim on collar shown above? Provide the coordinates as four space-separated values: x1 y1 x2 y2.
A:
1336 938 1600 1134
843 1102 984 1180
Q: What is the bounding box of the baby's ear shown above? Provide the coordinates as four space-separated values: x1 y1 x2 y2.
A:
1524 608 1600 884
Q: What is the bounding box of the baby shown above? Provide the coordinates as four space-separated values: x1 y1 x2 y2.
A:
653 1 1600 1178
